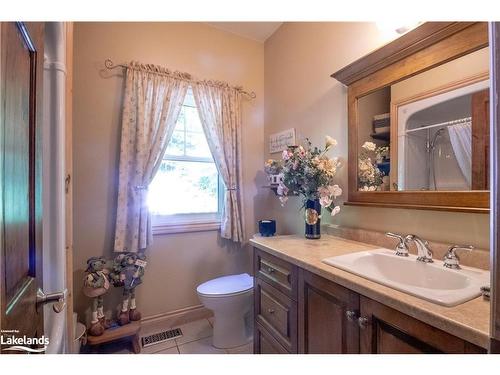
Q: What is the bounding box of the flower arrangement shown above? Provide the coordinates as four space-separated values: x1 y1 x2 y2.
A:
264 159 283 175
276 136 342 217
375 146 390 163
358 141 386 191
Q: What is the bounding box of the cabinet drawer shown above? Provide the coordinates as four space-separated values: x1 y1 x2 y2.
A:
254 323 289 354
254 248 297 299
255 277 297 353
260 283 290 338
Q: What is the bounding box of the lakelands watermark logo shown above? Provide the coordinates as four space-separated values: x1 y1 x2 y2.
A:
1 330 49 353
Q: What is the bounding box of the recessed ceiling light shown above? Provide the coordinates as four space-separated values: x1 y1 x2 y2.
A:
377 21 423 37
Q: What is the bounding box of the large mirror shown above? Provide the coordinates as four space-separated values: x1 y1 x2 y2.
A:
333 22 490 212
357 48 489 192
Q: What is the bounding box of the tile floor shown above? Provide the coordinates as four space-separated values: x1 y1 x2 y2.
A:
85 317 253 354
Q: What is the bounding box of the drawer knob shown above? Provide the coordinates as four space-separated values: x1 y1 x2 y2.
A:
267 308 275 314
345 310 357 322
357 316 370 329
267 267 275 273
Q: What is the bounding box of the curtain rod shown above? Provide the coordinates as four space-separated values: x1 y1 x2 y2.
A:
405 116 472 134
104 59 257 99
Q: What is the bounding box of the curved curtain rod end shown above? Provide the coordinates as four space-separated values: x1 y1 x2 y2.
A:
104 59 114 69
242 91 257 99
105 59 127 70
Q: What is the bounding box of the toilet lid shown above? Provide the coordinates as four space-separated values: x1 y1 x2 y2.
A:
197 273 253 296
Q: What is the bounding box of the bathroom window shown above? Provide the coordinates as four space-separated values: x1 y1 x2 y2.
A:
148 88 222 233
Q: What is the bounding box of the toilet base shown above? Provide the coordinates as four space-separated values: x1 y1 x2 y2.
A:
211 314 253 349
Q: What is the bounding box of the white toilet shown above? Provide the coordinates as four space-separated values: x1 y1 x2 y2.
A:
197 273 254 349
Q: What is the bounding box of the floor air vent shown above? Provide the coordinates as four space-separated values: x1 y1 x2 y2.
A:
141 328 183 348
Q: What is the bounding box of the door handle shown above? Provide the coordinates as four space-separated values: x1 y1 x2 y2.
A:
345 310 358 322
37 288 67 313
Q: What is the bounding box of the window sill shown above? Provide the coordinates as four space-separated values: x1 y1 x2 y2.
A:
152 220 221 235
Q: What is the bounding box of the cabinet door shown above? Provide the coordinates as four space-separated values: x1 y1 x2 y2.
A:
359 296 486 354
298 269 360 354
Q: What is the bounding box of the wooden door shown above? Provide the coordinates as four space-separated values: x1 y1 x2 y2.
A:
0 22 45 352
471 88 490 190
298 269 360 354
359 296 486 354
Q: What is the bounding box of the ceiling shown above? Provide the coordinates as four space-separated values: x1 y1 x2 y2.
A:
205 22 283 42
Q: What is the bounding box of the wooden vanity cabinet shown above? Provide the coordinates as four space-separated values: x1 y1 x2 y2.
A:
298 269 360 353
253 249 486 354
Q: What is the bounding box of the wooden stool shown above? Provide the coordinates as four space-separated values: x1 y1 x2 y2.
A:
86 321 141 354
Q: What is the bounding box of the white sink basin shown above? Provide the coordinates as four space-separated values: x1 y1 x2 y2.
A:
322 249 490 307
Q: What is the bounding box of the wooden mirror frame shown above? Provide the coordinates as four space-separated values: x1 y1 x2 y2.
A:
332 22 490 213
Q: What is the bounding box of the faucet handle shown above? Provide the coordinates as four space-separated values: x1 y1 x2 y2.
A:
385 232 409 257
443 245 474 269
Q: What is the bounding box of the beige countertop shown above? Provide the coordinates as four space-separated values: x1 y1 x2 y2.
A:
250 234 490 349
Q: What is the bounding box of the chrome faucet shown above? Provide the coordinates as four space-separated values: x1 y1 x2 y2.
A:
405 234 434 263
443 245 474 269
385 232 409 257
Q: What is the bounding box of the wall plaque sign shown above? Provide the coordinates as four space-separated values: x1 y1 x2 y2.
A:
269 128 297 153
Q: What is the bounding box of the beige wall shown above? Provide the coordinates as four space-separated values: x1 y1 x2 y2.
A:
264 22 489 249
73 22 265 322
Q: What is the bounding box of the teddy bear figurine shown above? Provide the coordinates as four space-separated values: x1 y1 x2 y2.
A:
82 256 111 336
109 252 146 326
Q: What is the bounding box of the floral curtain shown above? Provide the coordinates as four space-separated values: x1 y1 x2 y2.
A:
114 63 189 252
192 82 245 242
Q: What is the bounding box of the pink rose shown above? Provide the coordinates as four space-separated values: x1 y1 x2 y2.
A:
282 150 291 161
330 206 341 216
317 186 330 198
320 196 333 208
328 184 343 198
297 146 306 158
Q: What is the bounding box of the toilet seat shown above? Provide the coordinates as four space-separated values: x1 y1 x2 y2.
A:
197 273 253 297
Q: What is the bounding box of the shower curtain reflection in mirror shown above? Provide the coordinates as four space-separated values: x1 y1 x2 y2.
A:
448 121 472 188
397 79 489 191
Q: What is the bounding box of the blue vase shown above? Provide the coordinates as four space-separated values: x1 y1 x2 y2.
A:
304 199 321 239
